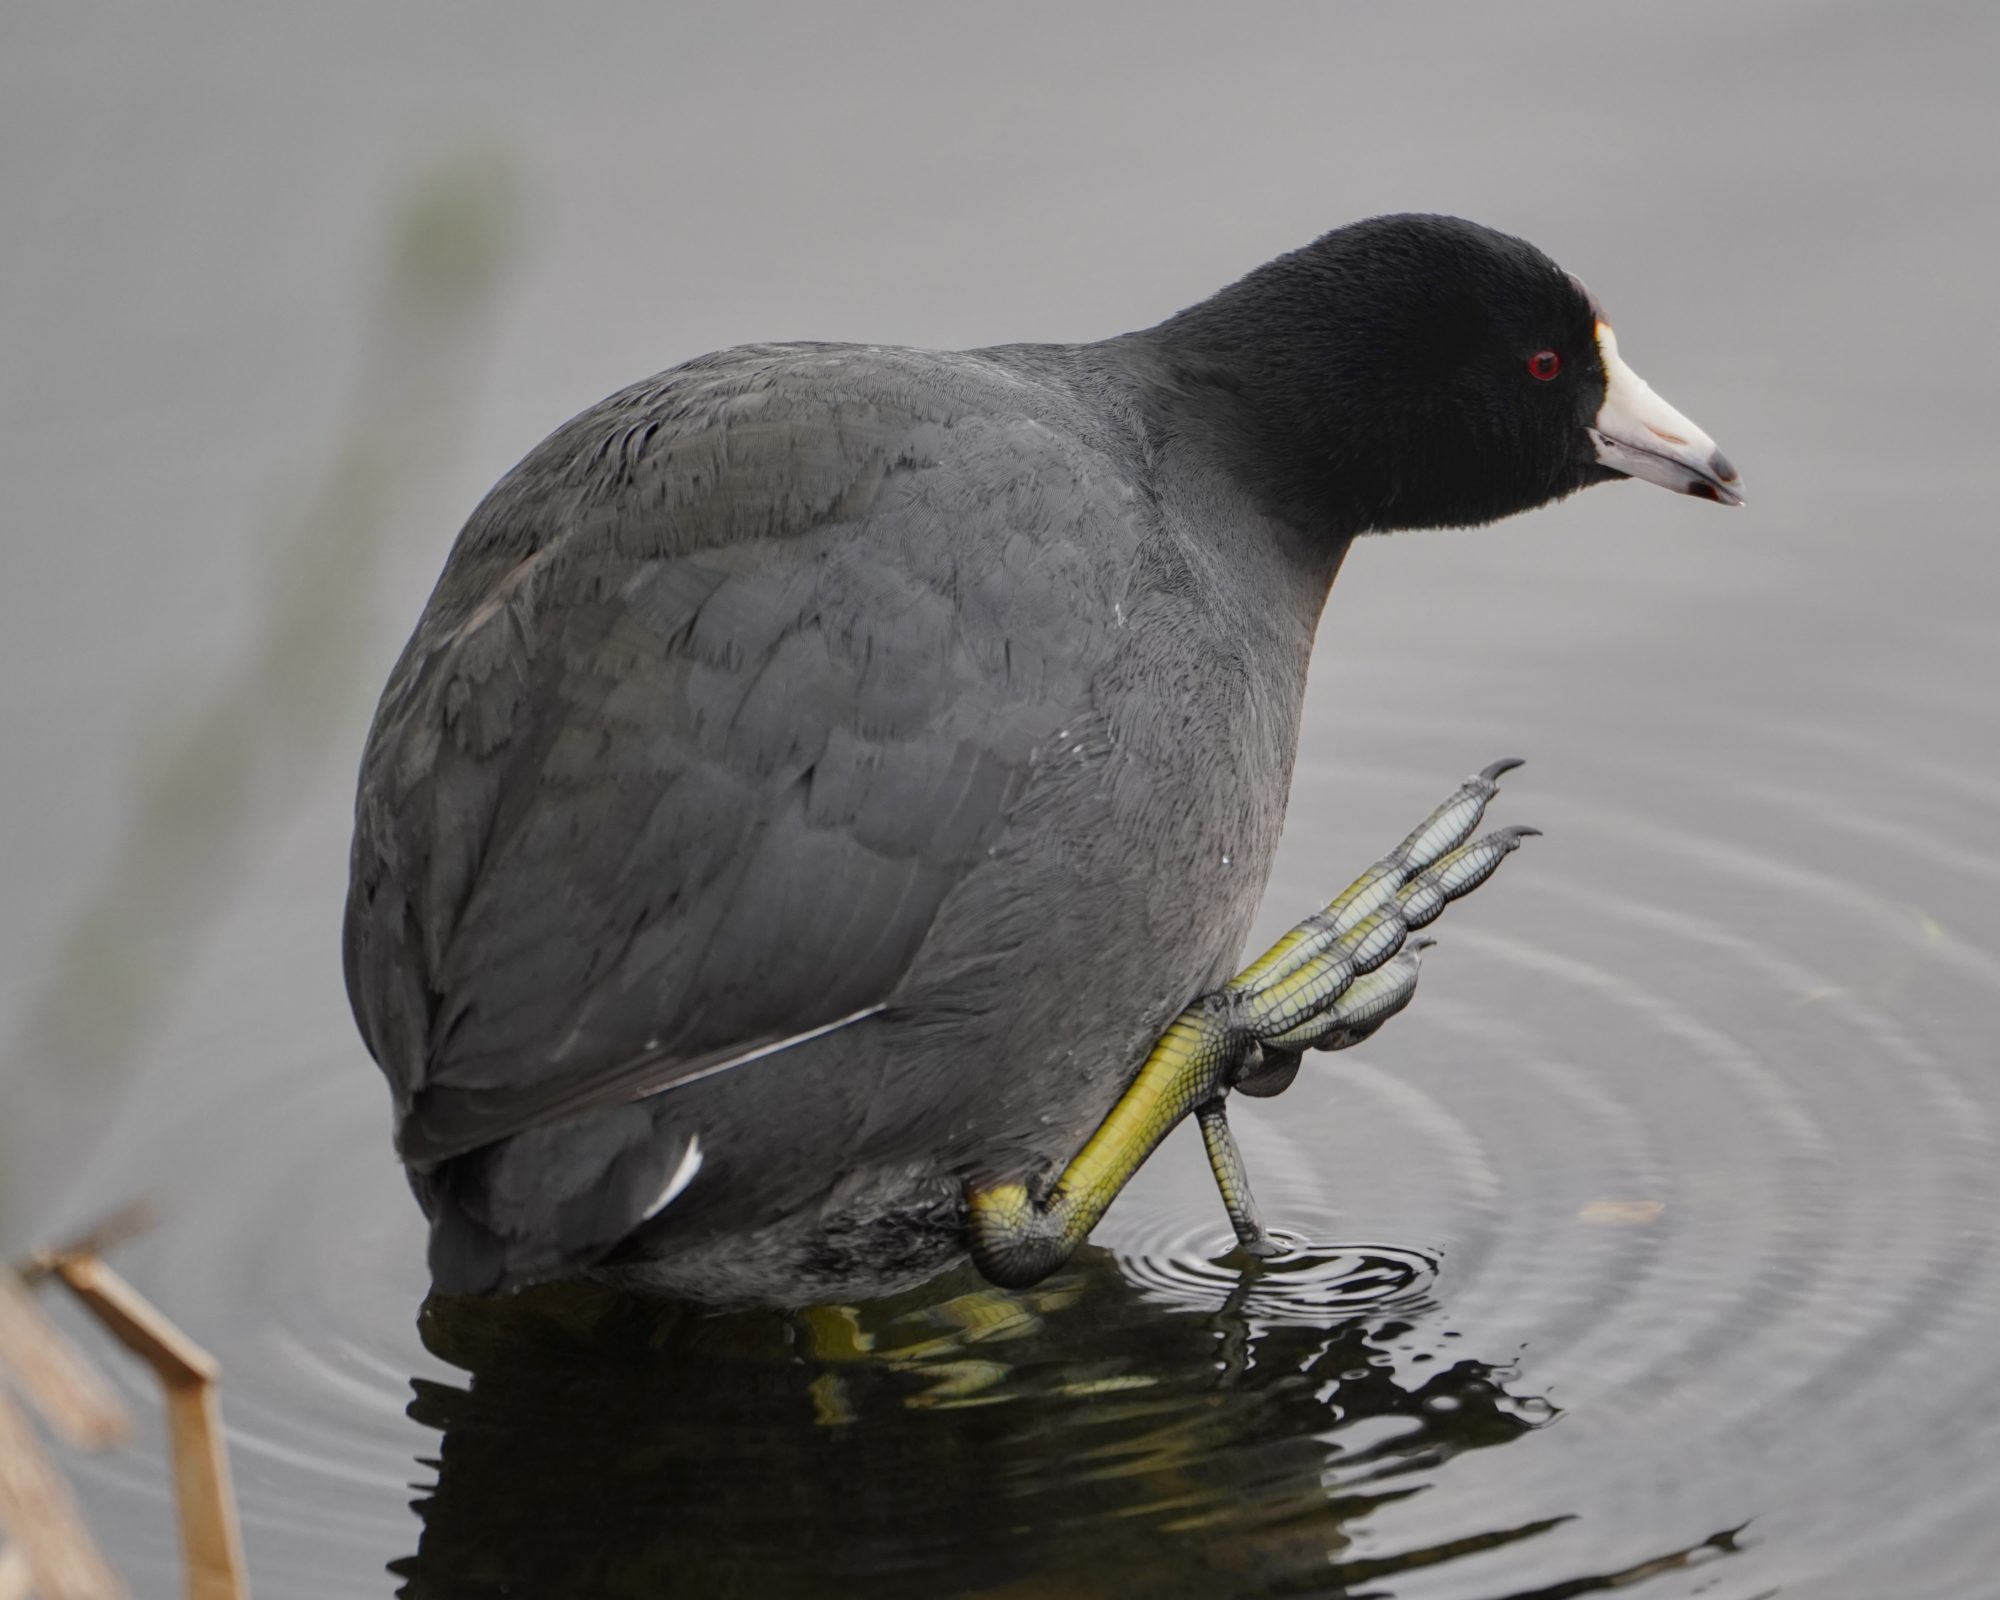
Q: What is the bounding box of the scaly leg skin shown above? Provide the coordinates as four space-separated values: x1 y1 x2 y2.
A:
1196 1099 1283 1257
1197 936 1436 1257
965 759 1537 1289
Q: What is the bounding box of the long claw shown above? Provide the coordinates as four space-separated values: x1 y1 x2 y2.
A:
1395 758 1525 874
1231 760 1527 1000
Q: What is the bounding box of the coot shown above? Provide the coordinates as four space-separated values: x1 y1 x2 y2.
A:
343 213 1740 1301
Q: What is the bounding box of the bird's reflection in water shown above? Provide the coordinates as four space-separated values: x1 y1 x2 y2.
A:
393 1243 1675 1598
396 1241 1537 1597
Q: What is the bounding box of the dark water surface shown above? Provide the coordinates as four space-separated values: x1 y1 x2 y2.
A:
7 4 1999 1597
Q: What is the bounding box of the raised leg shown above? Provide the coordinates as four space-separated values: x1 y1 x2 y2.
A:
965 760 1536 1288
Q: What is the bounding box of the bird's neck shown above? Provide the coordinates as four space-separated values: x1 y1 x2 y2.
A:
1096 327 1361 586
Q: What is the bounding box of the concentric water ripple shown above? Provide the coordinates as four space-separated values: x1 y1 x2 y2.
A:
1115 1229 1442 1324
38 659 2000 1598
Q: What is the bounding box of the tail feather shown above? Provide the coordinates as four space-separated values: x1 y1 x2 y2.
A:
418 1103 700 1295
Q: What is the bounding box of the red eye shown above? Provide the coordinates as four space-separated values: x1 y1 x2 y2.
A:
1527 350 1562 381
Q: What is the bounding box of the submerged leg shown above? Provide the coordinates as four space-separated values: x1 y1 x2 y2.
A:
965 759 1536 1289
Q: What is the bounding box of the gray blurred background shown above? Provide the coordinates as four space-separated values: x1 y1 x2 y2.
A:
3 4 1998 1596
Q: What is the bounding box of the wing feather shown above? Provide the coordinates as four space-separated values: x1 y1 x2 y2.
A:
343 346 1134 1168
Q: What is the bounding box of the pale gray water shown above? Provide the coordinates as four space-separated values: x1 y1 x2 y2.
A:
4 3 1998 1596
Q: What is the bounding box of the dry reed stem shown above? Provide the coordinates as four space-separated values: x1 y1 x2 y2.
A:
49 1259 247 1600
0 1384 126 1600
0 1271 129 1450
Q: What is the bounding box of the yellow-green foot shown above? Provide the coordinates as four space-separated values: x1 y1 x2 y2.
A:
965 759 1536 1288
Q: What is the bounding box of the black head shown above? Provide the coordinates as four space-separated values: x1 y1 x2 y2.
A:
1145 213 1740 539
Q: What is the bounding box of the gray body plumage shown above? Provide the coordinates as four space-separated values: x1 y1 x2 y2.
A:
344 337 1339 1301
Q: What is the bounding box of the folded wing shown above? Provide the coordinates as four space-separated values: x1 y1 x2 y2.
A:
342 346 1137 1169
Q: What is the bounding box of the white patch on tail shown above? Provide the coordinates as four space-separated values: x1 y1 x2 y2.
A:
642 1137 705 1220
